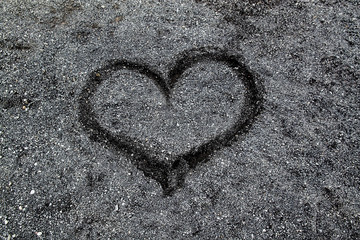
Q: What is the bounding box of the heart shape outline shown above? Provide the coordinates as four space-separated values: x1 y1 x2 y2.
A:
79 47 264 195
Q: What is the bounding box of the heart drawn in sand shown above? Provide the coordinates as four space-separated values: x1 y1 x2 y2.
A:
79 47 263 195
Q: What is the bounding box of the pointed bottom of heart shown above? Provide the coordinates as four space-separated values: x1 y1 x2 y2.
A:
135 155 191 196
131 145 217 196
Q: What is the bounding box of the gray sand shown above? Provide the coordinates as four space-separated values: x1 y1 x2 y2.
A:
1 0 359 239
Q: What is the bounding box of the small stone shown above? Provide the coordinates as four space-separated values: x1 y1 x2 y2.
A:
115 16 123 22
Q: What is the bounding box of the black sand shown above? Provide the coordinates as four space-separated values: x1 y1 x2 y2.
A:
1 0 359 239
